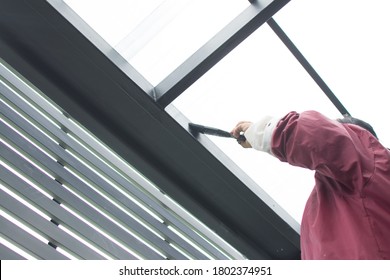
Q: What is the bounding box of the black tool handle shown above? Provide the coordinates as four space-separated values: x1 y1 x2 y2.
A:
189 123 232 138
237 134 246 143
189 123 247 143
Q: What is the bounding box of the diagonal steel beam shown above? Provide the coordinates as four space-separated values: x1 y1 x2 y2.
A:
267 17 350 116
154 0 291 108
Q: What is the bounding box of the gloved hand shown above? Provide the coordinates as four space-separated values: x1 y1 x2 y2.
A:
231 121 253 148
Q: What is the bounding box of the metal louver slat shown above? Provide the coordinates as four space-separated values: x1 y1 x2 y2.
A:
0 189 105 259
0 215 68 260
0 242 26 260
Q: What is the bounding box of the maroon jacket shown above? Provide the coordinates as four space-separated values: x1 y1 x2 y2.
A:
271 111 390 259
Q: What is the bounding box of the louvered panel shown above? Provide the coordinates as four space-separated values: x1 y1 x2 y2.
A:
0 189 106 259
0 215 68 260
0 73 231 260
0 163 137 260
0 60 242 260
0 98 198 259
0 126 165 260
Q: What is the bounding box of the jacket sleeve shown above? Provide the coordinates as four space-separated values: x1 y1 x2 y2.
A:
259 111 374 192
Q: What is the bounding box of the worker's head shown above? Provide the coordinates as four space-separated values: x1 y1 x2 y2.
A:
337 116 378 139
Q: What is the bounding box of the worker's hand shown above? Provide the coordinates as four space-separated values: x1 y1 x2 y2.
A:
231 121 252 148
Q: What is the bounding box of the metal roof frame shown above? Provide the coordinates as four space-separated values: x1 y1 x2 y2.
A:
0 0 300 259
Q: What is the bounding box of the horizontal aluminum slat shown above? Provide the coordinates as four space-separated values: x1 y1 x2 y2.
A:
0 215 68 260
0 242 26 260
0 164 137 260
0 189 105 259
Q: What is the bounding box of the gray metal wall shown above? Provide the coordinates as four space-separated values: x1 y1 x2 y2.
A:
0 60 244 260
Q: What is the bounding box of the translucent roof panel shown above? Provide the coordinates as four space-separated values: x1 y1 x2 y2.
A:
274 0 390 146
173 23 341 222
63 0 249 85
173 0 390 222
60 0 390 224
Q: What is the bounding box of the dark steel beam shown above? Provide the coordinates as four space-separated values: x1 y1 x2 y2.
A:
155 0 291 108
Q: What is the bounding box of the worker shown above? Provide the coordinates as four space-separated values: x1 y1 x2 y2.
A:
231 110 390 259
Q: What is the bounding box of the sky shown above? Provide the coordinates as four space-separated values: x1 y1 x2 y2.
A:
62 0 390 223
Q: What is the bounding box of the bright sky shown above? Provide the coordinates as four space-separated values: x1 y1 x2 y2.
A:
62 0 390 223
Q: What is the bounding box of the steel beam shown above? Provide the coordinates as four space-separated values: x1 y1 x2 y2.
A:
154 0 291 107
